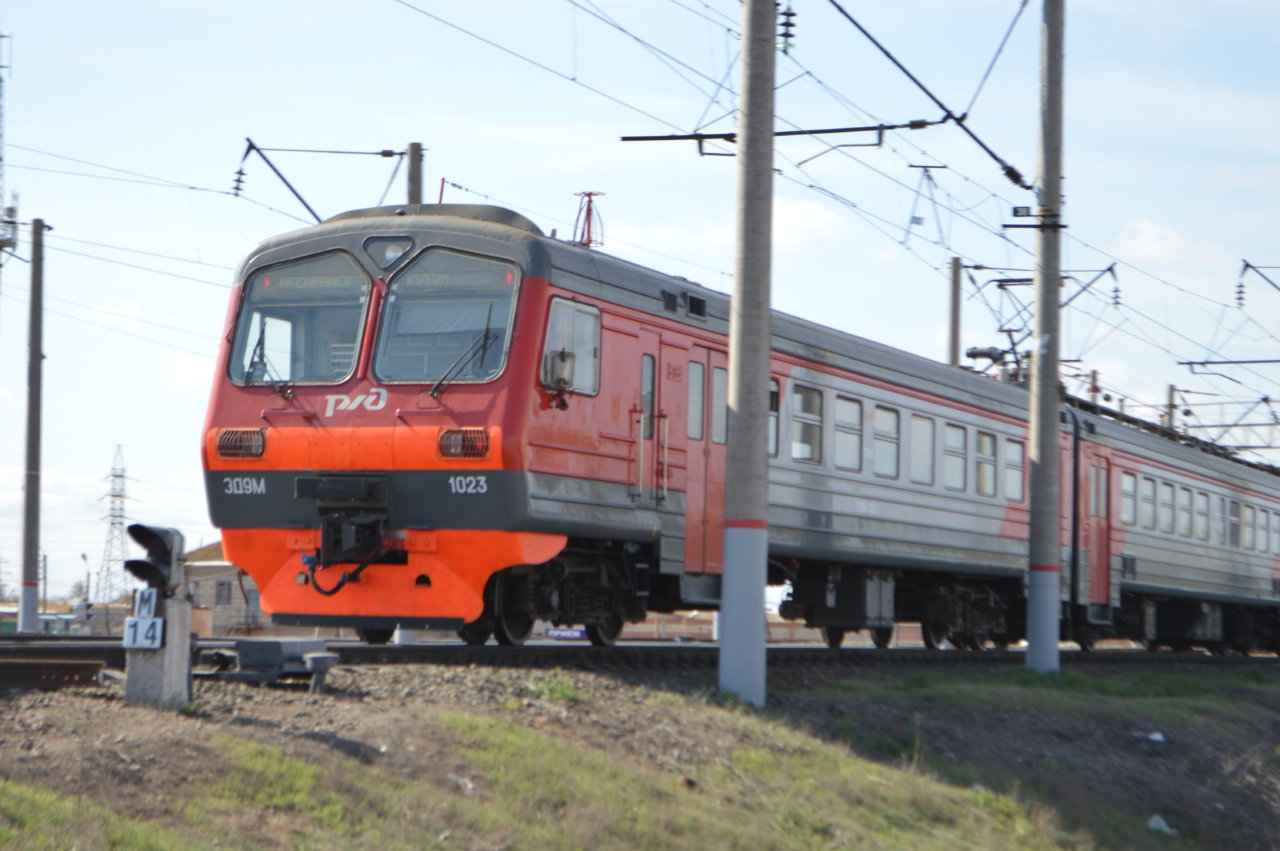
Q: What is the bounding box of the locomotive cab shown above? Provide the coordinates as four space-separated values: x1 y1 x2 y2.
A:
205 206 576 643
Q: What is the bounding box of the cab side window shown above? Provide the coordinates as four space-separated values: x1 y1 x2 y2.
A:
542 299 601 394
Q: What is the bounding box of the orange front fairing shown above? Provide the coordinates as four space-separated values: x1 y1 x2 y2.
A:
204 424 507 473
222 528 566 623
205 414 562 623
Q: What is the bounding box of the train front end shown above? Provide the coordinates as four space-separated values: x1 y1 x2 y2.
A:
202 206 566 640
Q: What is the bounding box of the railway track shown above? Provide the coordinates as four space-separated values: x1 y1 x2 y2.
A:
2 635 1275 691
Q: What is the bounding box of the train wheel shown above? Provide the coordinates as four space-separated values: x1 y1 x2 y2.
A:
493 609 534 646
357 628 395 645
921 622 948 650
820 627 846 649
458 620 493 646
870 626 893 650
488 572 534 646
586 615 624 648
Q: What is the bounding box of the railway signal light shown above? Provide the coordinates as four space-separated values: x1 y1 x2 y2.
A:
124 524 185 591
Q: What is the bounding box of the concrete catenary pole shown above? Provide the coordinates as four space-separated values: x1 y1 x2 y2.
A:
407 142 423 205
18 219 46 633
1026 0 1065 674
718 0 775 708
948 256 962 367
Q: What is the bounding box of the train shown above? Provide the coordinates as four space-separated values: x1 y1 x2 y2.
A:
202 203 1280 653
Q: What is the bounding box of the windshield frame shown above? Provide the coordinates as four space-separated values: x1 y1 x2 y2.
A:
227 250 372 388
371 245 522 387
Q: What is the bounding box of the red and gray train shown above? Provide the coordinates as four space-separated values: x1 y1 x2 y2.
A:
201 203 1280 652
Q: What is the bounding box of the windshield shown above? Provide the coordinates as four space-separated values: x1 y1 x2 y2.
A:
228 252 369 386
373 248 519 383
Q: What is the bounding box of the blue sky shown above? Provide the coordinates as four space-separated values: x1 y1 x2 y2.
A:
1 0 1278 599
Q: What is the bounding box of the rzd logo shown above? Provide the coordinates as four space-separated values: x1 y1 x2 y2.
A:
323 388 388 417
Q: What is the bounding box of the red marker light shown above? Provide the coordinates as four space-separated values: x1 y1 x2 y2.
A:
262 276 272 290
505 270 514 286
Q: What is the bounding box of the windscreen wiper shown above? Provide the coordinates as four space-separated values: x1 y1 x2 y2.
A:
429 328 496 399
246 322 270 384
246 318 293 399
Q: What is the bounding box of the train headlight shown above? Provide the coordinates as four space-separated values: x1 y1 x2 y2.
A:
216 428 266 459
439 428 489 459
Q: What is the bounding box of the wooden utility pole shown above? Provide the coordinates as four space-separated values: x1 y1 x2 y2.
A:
718 0 775 708
1026 0 1065 674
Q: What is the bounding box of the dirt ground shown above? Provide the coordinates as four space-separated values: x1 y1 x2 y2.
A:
2 660 1279 849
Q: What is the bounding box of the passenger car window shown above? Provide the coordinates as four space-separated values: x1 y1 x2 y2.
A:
1004 439 1025 502
910 416 935 485
874 407 900 478
1140 478 1156 530
1120 473 1137 526
943 425 966 491
834 396 863 471
975 432 996 496
1158 483 1175 534
768 379 780 457
1177 487 1193 537
791 386 823 463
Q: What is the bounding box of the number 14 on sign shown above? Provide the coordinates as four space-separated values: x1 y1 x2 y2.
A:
124 617 165 649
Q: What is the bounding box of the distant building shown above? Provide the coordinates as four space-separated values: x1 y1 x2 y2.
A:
183 541 264 637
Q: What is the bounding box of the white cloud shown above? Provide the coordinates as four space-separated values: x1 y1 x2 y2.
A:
1109 218 1234 271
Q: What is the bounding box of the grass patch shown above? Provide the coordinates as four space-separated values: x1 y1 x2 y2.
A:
524 675 586 705
805 665 1280 849
0 779 187 850
441 709 1071 849
209 739 354 832
811 665 1280 726
194 737 463 849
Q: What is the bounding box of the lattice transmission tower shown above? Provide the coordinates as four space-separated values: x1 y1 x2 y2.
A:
96 446 131 626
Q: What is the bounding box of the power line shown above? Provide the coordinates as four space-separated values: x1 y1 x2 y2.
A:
393 0 685 132
0 283 218 340
44 245 230 289
49 234 234 270
824 0 1032 190
963 0 1032 117
0 289 216 359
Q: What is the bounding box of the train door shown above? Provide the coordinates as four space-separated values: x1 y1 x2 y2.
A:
1083 449 1113 616
631 328 666 507
683 346 727 574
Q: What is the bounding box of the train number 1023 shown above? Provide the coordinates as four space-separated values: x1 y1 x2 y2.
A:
447 475 488 495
